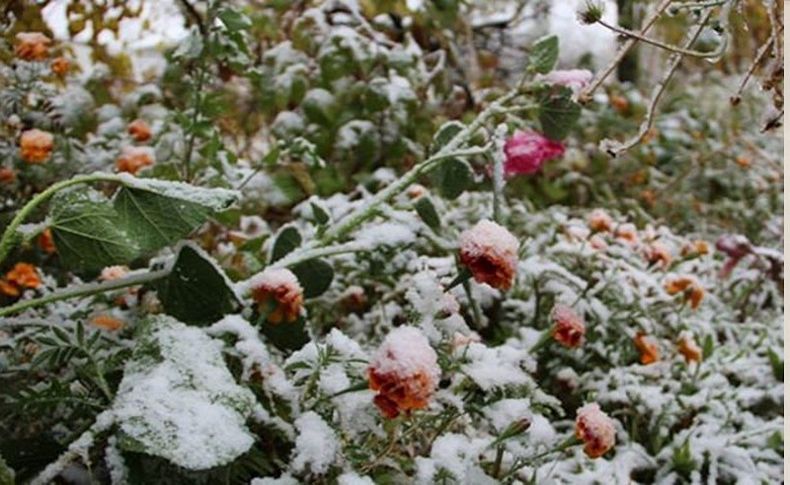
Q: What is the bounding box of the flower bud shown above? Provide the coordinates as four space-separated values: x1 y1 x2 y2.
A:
551 304 585 348
19 129 54 164
459 220 519 290
503 131 565 176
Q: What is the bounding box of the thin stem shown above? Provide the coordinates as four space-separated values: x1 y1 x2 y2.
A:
183 63 207 182
597 18 727 58
0 173 123 266
0 269 170 317
601 10 713 157
462 279 484 329
579 0 673 103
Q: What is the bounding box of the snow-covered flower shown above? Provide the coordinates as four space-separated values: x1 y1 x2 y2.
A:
681 239 710 257
633 333 660 365
551 304 585 348
51 57 70 76
644 241 672 269
614 223 638 244
503 130 565 176
14 32 51 61
587 209 613 233
116 146 155 174
451 331 481 351
664 275 704 309
19 129 54 164
575 403 616 458
367 326 440 419
249 268 304 324
715 234 752 278
677 332 702 363
537 69 593 96
90 314 125 331
100 265 129 281
128 119 152 142
458 220 519 290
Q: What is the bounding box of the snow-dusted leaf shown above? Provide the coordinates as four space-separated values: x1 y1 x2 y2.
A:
291 258 333 298
431 121 464 153
114 315 256 470
538 86 581 140
155 243 239 326
218 8 252 31
50 189 139 271
414 196 441 231
270 225 301 263
528 35 559 74
431 158 473 200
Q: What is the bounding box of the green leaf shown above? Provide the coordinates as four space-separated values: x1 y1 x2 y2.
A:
528 35 559 74
310 201 330 225
114 315 256 469
114 177 238 255
538 86 581 140
431 121 465 153
291 258 334 298
270 226 302 263
218 8 252 31
50 189 139 271
154 243 239 326
702 334 714 359
431 158 474 200
257 313 310 352
414 196 441 230
767 348 783 381
0 452 15 485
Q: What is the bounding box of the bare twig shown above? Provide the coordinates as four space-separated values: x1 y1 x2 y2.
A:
596 18 728 59
730 35 776 105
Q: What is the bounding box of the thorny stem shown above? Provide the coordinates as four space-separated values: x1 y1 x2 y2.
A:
601 10 714 157
0 269 170 317
0 173 124 267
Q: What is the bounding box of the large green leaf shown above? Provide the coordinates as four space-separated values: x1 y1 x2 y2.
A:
538 86 581 140
431 121 465 153
50 189 139 271
270 225 302 263
528 35 559 74
154 243 239 326
114 177 238 254
431 158 474 200
291 258 334 298
114 315 256 470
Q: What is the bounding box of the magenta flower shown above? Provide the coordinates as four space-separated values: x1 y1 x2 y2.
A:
503 131 565 176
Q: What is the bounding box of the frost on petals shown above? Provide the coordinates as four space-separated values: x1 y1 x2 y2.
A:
634 333 660 365
575 403 616 458
677 332 702 363
503 130 565 176
367 326 440 419
587 209 613 233
458 220 519 290
537 69 593 96
116 146 155 175
664 275 704 309
19 129 54 164
15 32 51 61
128 119 153 142
249 268 304 324
551 304 585 348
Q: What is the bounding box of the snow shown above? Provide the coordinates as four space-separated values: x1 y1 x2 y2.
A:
459 219 519 260
112 315 256 470
369 326 440 384
115 173 240 210
291 412 339 475
355 221 416 248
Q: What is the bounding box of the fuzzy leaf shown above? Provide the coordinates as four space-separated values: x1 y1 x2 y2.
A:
270 225 302 263
431 158 473 200
528 35 559 74
538 86 581 140
291 258 333 298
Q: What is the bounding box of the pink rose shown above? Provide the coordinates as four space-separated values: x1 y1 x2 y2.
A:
503 131 565 176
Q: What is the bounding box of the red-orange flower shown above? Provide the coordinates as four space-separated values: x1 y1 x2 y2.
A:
6 263 41 289
14 32 51 61
90 314 125 331
551 304 585 348
645 241 672 269
677 332 702 363
19 129 54 164
634 333 660 365
38 229 56 254
0 167 16 184
575 403 616 458
681 240 710 257
0 280 20 297
587 209 613 233
116 146 155 174
458 220 519 290
128 119 152 142
249 268 304 323
614 223 638 244
368 326 440 419
664 275 704 309
51 56 70 76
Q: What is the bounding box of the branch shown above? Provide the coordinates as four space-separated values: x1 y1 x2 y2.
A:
596 18 728 59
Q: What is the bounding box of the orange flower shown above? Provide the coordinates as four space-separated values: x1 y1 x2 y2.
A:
551 304 585 348
681 240 710 257
0 167 15 183
609 94 629 114
458 220 519 290
735 156 751 168
368 326 440 419
51 56 70 76
664 275 704 309
38 229 56 254
6 262 41 289
19 129 54 164
90 314 125 331
645 242 672 269
249 268 304 323
614 223 638 244
0 279 20 297
634 333 660 365
14 32 51 61
677 333 702 363
116 146 155 174
128 119 152 142
587 209 613 233
575 403 616 458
